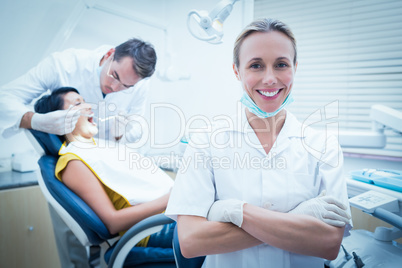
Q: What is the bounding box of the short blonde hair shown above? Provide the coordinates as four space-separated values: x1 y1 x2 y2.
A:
233 18 297 68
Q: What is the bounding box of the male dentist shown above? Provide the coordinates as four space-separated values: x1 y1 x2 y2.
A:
0 37 157 268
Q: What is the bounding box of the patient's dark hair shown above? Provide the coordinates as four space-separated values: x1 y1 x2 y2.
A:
34 87 79 114
34 87 79 142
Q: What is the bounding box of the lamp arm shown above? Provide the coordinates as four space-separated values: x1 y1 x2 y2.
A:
338 105 402 148
209 0 238 23
370 104 402 134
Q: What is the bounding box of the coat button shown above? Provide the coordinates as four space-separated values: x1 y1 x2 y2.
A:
263 202 272 209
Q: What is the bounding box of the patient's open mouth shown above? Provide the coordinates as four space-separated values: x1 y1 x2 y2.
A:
82 113 96 125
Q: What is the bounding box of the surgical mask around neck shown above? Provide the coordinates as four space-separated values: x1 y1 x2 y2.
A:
240 91 294 118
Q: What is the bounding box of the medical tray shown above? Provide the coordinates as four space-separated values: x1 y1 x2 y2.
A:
350 169 402 192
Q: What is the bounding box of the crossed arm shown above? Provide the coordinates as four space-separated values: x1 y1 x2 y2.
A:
178 204 344 260
62 160 170 235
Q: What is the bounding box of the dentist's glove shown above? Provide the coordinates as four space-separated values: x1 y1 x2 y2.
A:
31 106 80 135
289 191 351 227
207 199 246 227
110 114 141 143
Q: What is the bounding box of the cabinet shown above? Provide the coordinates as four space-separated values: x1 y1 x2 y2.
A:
0 185 60 267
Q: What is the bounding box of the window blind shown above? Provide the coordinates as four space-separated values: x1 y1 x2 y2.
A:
254 0 402 157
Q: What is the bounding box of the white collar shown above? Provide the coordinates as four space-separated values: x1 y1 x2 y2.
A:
231 108 305 139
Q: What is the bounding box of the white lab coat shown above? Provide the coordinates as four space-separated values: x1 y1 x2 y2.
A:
0 46 149 140
166 109 352 268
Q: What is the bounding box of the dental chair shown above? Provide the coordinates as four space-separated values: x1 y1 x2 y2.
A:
27 129 176 268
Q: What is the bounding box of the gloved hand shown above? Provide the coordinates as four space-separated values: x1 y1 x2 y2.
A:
110 113 141 143
288 191 351 227
31 105 80 135
207 199 246 227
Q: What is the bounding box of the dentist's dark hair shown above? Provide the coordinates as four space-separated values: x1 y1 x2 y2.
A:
114 37 157 79
34 87 79 114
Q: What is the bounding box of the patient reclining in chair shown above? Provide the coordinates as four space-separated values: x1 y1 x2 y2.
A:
34 87 175 248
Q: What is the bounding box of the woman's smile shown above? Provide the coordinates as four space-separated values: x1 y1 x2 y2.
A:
256 88 282 99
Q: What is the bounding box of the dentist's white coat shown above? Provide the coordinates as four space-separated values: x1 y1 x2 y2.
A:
166 110 352 268
0 45 148 140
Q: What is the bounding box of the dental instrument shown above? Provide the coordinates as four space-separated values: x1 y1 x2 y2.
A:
80 114 116 122
96 116 116 122
313 161 319 185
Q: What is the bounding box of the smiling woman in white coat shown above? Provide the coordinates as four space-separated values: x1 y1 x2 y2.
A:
165 18 352 268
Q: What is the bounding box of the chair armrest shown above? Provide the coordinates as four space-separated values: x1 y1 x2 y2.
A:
173 224 205 268
108 214 174 268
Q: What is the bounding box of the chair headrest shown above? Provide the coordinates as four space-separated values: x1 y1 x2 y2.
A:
29 129 62 156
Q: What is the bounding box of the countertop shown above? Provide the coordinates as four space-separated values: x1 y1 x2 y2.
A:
0 169 40 190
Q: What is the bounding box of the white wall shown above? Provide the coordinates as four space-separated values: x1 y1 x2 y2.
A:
0 0 80 84
144 0 253 154
0 0 81 159
0 0 253 159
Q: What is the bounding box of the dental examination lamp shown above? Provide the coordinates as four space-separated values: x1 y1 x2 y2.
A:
339 104 402 148
187 0 239 44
